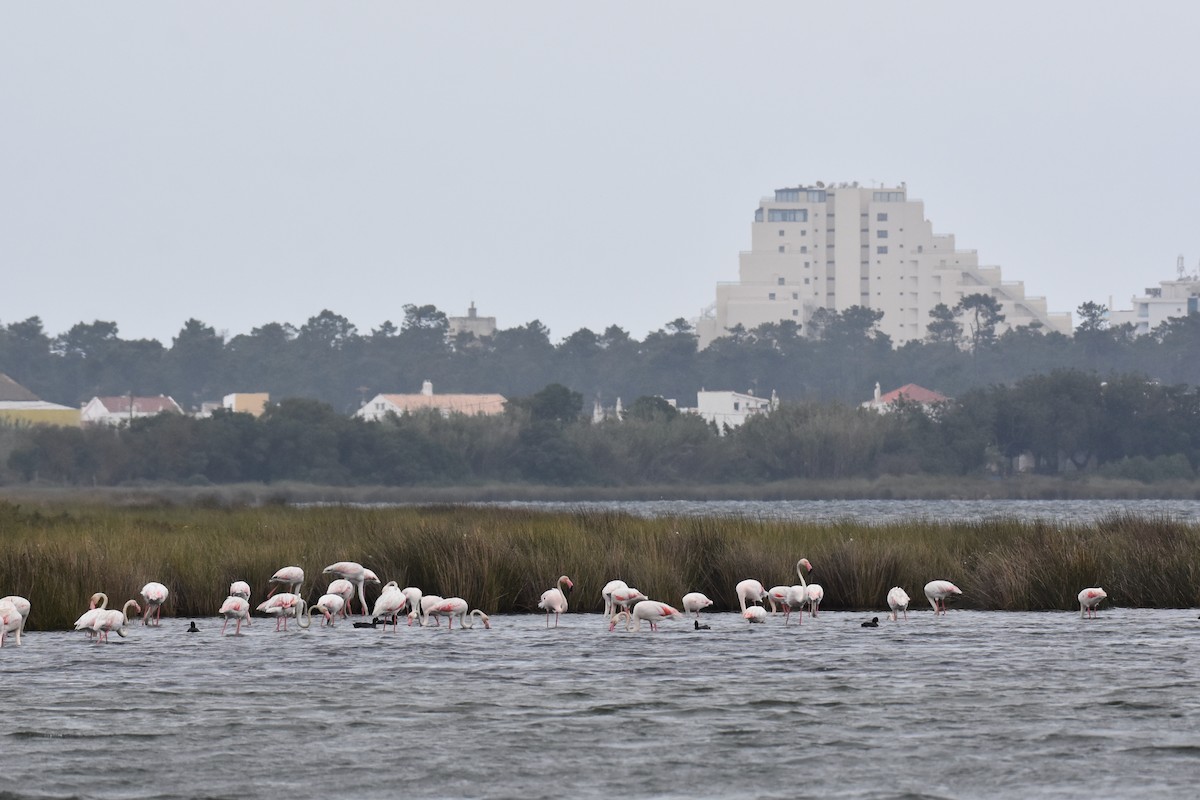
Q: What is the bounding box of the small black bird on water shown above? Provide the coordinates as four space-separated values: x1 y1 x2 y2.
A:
186 621 199 633
861 617 879 628
353 617 385 629
694 620 711 631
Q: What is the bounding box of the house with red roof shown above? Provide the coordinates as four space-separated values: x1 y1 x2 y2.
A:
355 381 506 421
861 382 949 414
81 394 185 426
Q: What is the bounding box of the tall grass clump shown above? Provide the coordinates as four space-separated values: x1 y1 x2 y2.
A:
1 501 1198 630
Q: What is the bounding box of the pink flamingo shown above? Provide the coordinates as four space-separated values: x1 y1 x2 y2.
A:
140 582 169 626
924 580 962 615
257 593 305 631
413 595 445 627
74 592 110 640
228 581 251 600
0 599 23 647
0 595 31 637
601 580 629 619
268 567 304 598
326 579 356 618
783 559 814 626
538 576 573 628
426 597 491 630
322 562 379 616
91 600 141 643
611 587 648 617
401 587 423 625
306 594 347 627
735 579 768 613
1078 587 1107 618
887 587 910 621
681 592 713 619
743 606 768 624
371 582 409 631
219 595 251 635
609 600 682 632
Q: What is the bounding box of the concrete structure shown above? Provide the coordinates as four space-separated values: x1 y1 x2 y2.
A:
696 182 1072 348
223 393 270 417
447 302 497 341
690 389 777 431
861 382 949 414
1107 257 1200 336
81 395 184 426
356 381 506 421
0 373 79 427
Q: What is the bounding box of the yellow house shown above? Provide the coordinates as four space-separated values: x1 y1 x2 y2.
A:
223 393 270 417
0 373 80 427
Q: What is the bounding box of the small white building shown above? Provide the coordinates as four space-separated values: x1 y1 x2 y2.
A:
81 395 184 426
692 389 776 431
1108 258 1200 336
861 382 949 414
356 381 506 421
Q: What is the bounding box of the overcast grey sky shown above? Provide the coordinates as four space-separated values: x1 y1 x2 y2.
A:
2 2 1197 346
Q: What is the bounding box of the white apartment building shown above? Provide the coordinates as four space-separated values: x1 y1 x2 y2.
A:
1107 258 1200 336
695 183 1072 348
691 389 777 432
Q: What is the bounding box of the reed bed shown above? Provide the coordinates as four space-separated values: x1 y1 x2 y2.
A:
1 501 1198 630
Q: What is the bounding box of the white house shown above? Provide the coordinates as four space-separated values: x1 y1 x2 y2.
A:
81 395 184 426
356 381 506 421
691 389 777 431
861 382 949 414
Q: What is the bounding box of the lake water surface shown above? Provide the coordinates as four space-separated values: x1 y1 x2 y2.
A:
5 607 1199 799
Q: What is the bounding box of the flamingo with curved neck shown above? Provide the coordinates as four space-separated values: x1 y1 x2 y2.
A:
538 576 573 628
783 558 813 626
734 579 768 613
91 600 141 643
371 582 408 631
426 597 491 630
322 562 379 617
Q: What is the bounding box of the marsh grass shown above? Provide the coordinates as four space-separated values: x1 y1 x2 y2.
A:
1 501 1198 630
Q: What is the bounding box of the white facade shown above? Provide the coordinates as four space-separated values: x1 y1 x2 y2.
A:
696 183 1072 348
355 381 506 421
1108 261 1200 336
80 395 184 426
691 389 776 431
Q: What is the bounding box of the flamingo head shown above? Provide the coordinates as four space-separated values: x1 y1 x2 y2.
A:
798 558 813 573
88 592 104 610
479 613 492 630
364 569 381 585
559 576 574 594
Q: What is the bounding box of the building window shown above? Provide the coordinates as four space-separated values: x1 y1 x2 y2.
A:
877 212 888 221
768 209 808 222
877 230 888 238
792 292 798 299
774 189 799 202
873 191 904 202
754 208 764 222
768 292 776 300
917 245 923 253
778 230 785 236
777 277 785 285
778 246 785 253
878 246 888 254
804 278 810 284
792 309 799 316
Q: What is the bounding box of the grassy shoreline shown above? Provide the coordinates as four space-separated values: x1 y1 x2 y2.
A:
2 500 1197 631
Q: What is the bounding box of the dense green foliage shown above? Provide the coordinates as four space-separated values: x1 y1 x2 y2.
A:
2 502 1195 630
6 300 1200 486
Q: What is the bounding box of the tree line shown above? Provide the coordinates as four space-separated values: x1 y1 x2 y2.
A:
4 370 1199 486
1 298 1195 415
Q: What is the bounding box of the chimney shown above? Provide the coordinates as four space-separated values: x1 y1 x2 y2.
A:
421 380 433 396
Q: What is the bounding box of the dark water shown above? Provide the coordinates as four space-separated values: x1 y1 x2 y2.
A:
469 498 1200 525
5 608 1199 799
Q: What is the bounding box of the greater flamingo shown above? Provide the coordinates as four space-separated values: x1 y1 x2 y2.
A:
426 597 491 630
326 579 356 618
767 585 791 613
924 580 961 615
257 593 305 631
140 582 169 626
601 579 629 619
783 559 814 626
887 587 910 621
401 587 423 626
413 594 445 627
681 592 713 618
0 599 23 647
90 600 141 643
538 575 573 628
743 606 768 624
735 579 768 613
322 562 379 616
74 592 110 639
229 581 251 600
0 595 30 636
1078 587 1107 618
268 567 304 598
609 600 682 632
305 594 347 627
371 582 409 631
610 587 648 617
219 595 251 635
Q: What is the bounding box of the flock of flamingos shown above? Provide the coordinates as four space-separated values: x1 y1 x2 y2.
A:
0 558 1111 646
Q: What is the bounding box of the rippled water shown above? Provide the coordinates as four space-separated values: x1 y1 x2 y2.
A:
469 498 1200 525
5 608 1199 799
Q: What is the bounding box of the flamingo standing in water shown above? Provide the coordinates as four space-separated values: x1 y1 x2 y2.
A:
268 567 304 598
322 562 379 617
401 587 423 626
924 580 962 615
90 600 141 643
326 579 356 618
681 592 713 619
1078 587 1107 618
601 580 629 619
887 587 910 621
306 594 347 627
538 576 573 628
413 595 445 627
140 582 169 626
0 595 30 637
0 599 23 647
783 559 814 626
257 593 305 631
74 592 110 640
767 584 791 613
219 595 251 635
228 581 251 601
371 582 408 631
611 587 648 618
735 579 768 613
743 606 768 624
426 597 491 630
609 600 682 632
